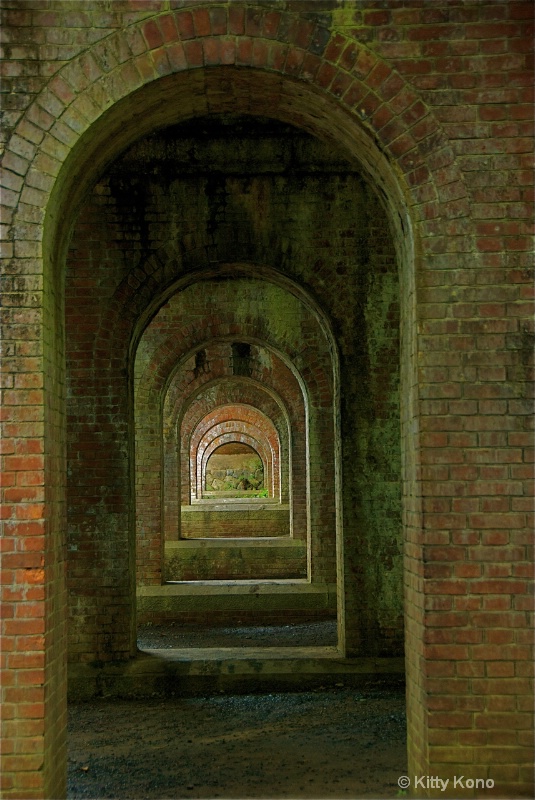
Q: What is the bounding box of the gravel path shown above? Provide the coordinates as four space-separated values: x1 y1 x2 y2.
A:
137 621 338 651
68 622 406 798
68 687 407 799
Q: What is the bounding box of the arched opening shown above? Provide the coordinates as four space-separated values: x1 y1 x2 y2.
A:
132 267 338 630
203 442 266 497
8 20 430 789
190 405 279 502
169 378 296 542
60 84 407 660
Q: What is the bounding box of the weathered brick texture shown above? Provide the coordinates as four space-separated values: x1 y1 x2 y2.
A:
1 2 533 798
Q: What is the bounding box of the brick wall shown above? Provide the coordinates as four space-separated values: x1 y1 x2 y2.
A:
1 2 533 798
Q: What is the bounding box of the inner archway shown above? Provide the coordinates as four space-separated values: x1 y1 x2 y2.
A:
133 269 339 613
190 404 280 502
60 94 405 658
204 442 266 497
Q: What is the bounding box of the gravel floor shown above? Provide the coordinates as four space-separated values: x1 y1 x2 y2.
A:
69 622 406 799
68 687 407 799
136 621 338 650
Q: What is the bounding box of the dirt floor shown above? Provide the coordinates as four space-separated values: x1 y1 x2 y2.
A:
68 622 407 799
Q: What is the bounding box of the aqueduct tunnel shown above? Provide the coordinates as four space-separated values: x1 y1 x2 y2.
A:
1 2 532 798
67 116 402 644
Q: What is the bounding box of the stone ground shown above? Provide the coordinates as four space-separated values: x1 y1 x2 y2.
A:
68 622 407 799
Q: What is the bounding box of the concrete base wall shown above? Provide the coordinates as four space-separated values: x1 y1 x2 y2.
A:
68 651 404 701
165 538 306 581
181 503 291 538
137 582 336 626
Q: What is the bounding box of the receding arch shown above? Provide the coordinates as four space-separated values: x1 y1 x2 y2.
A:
58 62 409 688
175 377 294 506
134 271 338 590
62 58 412 726
201 435 269 496
190 404 281 501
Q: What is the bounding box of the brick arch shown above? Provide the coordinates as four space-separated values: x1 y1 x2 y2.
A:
198 427 273 500
133 274 333 407
71 47 469 367
2 5 464 793
164 338 304 437
158 334 304 547
190 405 281 501
33 35 448 743
168 377 300 545
135 275 332 586
179 381 292 462
2 7 531 800
201 434 268 492
5 3 470 267
4 1 470 625
167 351 300 451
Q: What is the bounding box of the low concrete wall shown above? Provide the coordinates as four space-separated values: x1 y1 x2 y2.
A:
68 650 405 701
137 582 336 626
181 502 290 538
165 538 307 581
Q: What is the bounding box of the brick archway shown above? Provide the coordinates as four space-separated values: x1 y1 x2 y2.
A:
10 6 464 256
169 377 298 546
5 4 521 799
134 273 335 591
200 434 269 495
178 382 293 468
190 405 280 502
3 16 426 798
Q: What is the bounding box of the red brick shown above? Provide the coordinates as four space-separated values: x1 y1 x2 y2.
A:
174 11 194 40
209 7 227 36
192 8 211 37
228 6 244 36
159 14 179 44
183 39 203 68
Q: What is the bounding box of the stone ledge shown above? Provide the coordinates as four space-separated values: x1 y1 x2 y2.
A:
138 581 335 596
166 537 302 549
164 538 308 581
137 582 337 624
186 502 288 512
68 649 405 700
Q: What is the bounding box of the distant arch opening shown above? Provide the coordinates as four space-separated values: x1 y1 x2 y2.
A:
206 442 264 491
204 442 265 497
